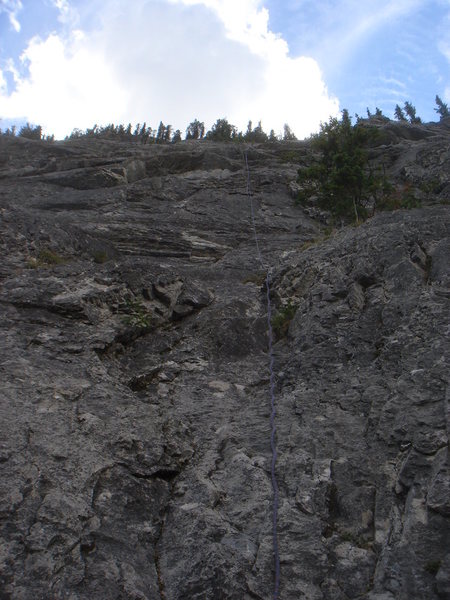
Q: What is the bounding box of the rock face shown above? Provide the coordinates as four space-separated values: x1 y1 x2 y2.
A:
0 124 449 600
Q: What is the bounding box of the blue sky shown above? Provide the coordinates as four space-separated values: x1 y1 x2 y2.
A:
264 0 450 120
0 0 449 139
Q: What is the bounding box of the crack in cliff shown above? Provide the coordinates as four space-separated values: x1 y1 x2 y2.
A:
153 484 176 600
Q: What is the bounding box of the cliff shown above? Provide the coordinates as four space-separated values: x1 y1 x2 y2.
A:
0 120 449 599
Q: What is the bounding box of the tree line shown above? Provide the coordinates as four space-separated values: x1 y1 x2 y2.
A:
359 95 449 124
0 122 54 141
64 118 297 144
0 117 297 143
1 95 448 142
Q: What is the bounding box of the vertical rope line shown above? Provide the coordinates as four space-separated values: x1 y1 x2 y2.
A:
244 149 280 600
245 150 265 270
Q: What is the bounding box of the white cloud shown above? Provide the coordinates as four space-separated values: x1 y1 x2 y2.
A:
438 6 450 64
378 76 407 89
439 40 450 62
0 32 129 137
0 69 7 95
0 0 23 32
346 0 424 35
50 0 79 26
0 0 339 139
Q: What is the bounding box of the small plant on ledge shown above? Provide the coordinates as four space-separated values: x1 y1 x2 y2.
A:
122 298 154 329
272 301 297 338
26 248 66 268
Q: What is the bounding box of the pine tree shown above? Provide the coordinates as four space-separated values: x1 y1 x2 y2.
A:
0 125 17 136
394 104 407 121
186 119 205 140
205 118 236 141
140 123 152 144
18 123 42 140
156 121 165 143
253 120 267 142
434 95 449 119
244 120 268 142
404 101 421 124
297 109 388 221
283 123 297 141
172 129 182 143
163 124 172 142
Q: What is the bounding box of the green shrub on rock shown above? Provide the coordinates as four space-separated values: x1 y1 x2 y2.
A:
297 110 390 222
27 248 66 268
272 301 297 338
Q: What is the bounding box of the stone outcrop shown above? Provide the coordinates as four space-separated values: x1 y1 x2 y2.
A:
0 123 449 599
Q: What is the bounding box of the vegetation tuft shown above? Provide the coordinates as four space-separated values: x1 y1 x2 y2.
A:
27 248 66 268
272 301 297 338
93 250 109 264
122 299 154 330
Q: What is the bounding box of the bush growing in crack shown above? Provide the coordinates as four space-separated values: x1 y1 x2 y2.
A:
27 248 66 268
122 298 154 330
272 300 297 338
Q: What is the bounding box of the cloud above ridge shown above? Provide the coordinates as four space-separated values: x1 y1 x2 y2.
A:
0 0 339 139
0 0 23 32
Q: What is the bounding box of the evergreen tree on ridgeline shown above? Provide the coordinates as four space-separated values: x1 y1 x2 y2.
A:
394 104 407 121
205 118 237 141
172 129 182 143
244 120 268 142
186 119 205 140
434 95 449 119
403 101 421 124
156 121 165 143
18 123 42 140
283 124 297 141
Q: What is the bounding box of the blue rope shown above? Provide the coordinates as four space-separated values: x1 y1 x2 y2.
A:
244 151 265 269
244 149 280 600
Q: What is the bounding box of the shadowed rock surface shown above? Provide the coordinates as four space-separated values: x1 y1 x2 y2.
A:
0 122 449 599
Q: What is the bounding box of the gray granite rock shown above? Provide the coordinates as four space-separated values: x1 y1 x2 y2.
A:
0 127 449 599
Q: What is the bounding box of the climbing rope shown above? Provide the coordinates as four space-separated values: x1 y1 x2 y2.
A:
244 149 281 600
